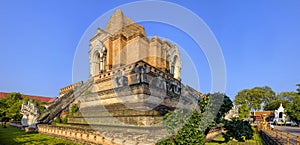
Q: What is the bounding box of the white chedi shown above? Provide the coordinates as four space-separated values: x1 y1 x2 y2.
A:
273 103 286 123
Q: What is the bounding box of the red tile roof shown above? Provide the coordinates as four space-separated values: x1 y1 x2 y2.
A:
253 111 275 116
0 92 55 103
254 116 264 121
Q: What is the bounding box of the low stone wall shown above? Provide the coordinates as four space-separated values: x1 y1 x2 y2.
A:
8 122 22 128
205 127 223 142
38 124 116 145
37 124 157 145
38 124 229 144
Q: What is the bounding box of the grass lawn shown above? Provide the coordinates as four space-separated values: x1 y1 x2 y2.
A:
0 126 78 145
206 131 265 145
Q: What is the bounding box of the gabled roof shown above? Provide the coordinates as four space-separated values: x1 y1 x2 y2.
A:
0 92 55 103
253 111 275 116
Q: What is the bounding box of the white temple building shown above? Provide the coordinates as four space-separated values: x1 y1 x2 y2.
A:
273 103 286 123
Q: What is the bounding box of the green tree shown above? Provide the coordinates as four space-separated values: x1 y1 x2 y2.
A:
157 93 233 144
23 97 29 103
157 109 205 145
286 96 300 122
260 86 277 104
238 104 250 119
276 91 299 101
222 119 254 142
216 94 233 123
235 86 276 118
264 100 289 111
0 92 23 121
297 84 300 95
203 93 233 135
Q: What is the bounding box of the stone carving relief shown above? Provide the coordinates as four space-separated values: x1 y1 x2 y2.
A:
155 76 166 90
113 70 128 88
134 66 150 83
20 99 40 128
166 79 181 96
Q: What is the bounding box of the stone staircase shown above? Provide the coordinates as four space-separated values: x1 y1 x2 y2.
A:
39 78 94 124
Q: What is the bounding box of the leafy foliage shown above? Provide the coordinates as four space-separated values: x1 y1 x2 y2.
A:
222 119 254 142
0 92 50 123
62 116 68 124
235 84 300 122
238 104 250 119
263 89 300 121
0 116 9 123
297 84 300 95
264 100 289 110
38 106 46 112
276 91 299 101
157 93 233 144
235 86 276 118
23 97 29 103
158 109 205 145
156 138 173 145
200 95 209 113
286 96 300 122
0 92 23 121
215 95 233 123
54 117 61 123
202 93 232 135
71 105 79 114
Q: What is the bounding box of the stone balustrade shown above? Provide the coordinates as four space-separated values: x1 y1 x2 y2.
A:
39 78 94 123
37 124 157 145
38 124 114 145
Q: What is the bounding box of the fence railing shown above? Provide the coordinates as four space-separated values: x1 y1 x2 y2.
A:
259 125 300 145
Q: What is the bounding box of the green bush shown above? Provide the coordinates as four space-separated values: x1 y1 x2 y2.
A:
156 93 233 145
62 116 68 124
71 105 79 114
54 118 61 123
156 138 173 145
222 119 254 142
23 97 29 103
158 109 205 145
0 92 23 121
38 106 46 112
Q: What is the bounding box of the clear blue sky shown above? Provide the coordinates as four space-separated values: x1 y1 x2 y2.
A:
0 0 299 100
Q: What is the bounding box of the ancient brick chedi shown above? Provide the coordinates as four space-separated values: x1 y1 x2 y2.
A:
89 9 181 80
68 9 190 126
39 9 199 144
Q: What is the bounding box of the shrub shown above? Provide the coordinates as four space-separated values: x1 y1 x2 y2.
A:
54 117 61 123
158 109 205 145
62 116 68 124
38 106 46 112
222 118 254 142
71 105 79 114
